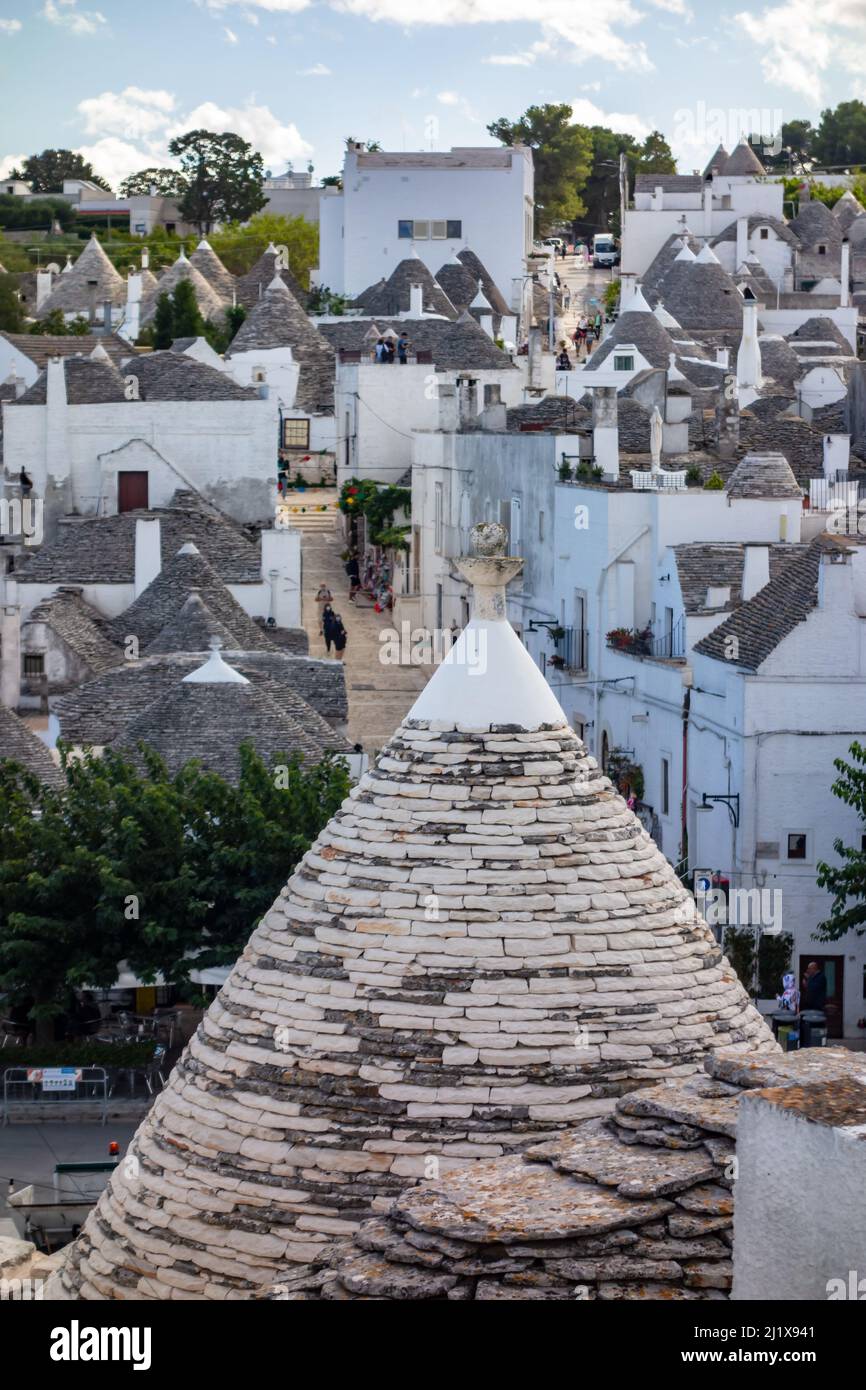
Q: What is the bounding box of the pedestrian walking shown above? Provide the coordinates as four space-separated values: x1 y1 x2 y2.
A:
345 551 360 601
322 604 337 653
315 582 333 635
397 332 409 364
332 613 348 661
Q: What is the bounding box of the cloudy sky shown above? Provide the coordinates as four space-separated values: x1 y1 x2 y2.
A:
1 0 865 190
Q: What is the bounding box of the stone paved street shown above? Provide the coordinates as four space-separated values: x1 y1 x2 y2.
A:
294 492 429 752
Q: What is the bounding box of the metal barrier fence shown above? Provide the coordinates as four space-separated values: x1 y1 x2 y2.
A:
2 1067 109 1126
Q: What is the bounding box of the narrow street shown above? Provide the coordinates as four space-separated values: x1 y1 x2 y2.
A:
294 492 429 753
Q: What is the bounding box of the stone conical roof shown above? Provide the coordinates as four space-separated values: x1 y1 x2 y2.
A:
357 256 458 320
145 589 241 655
640 232 703 307
0 704 63 788
832 189 866 233
235 244 310 310
723 138 765 177
37 234 126 315
435 259 482 312
226 277 334 414
457 248 512 317
654 257 744 330
108 542 275 652
140 255 228 327
703 142 729 177
55 522 774 1301
189 238 237 301
118 653 333 778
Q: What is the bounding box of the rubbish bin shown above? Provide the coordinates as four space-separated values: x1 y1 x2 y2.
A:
771 1011 799 1050
800 1010 828 1048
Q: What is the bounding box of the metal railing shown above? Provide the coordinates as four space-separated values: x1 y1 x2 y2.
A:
2 1066 109 1126
554 626 588 672
630 469 687 492
607 616 685 661
808 477 861 511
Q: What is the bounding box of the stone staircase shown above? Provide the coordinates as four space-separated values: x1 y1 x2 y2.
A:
277 488 340 534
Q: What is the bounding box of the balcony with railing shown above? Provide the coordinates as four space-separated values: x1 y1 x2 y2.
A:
548 626 588 673
630 469 687 492
606 616 686 662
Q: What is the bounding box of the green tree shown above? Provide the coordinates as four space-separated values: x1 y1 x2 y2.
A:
577 127 675 240
0 274 22 333
816 741 866 940
151 292 175 350
487 103 593 233
169 129 266 235
0 744 350 1040
10 149 111 193
119 167 182 198
172 278 204 339
814 100 866 168
210 211 318 280
0 194 75 232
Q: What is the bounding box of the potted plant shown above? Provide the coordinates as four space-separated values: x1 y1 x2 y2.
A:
703 471 725 490
606 626 632 650
686 465 702 486
550 625 566 643
558 460 573 482
549 653 565 669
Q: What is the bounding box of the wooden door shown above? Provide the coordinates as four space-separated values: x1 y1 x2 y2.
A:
798 953 844 1037
118 471 149 513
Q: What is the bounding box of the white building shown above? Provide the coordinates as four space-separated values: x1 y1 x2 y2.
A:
1 348 280 534
317 144 534 311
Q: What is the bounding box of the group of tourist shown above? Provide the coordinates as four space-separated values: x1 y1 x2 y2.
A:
315 583 348 659
374 334 410 364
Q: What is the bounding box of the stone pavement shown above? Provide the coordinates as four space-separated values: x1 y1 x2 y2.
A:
294 491 430 752
557 254 617 363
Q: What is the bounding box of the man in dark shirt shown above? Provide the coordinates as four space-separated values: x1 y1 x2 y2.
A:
802 961 827 1011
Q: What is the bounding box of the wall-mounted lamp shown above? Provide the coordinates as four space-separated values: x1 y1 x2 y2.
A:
696 793 740 828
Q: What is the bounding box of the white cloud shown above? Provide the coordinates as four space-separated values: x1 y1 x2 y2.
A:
266 33 277 42
734 0 866 102
330 0 656 71
223 25 238 41
298 61 331 74
0 18 22 34
0 154 26 179
175 100 313 167
78 87 176 140
569 97 653 141
39 88 314 191
483 52 535 66
41 0 107 35
437 90 460 105
197 0 310 11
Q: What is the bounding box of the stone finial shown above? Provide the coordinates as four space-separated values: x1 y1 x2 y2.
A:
455 523 523 621
470 521 507 557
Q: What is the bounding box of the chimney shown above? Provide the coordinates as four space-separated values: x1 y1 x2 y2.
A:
134 517 161 597
0 601 21 710
458 376 478 427
715 375 740 459
125 269 142 342
783 265 794 292
479 382 506 431
438 381 459 432
103 300 112 333
742 544 770 601
735 217 749 270
840 239 850 307
46 355 67 408
823 433 851 480
478 312 494 339
736 299 761 391
592 386 619 482
409 283 424 317
703 184 713 235
715 346 730 367
817 547 853 611
528 325 543 390
651 184 664 211
35 268 53 311
619 272 637 312
141 246 150 270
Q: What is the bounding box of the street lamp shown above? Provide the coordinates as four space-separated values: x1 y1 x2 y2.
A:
696 793 740 828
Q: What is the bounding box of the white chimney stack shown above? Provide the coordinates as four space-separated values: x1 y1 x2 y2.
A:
742 544 770 601
735 217 749 270
703 185 713 236
823 433 851 480
141 246 150 271
592 386 619 482
36 269 53 311
619 273 637 312
840 239 850 307
715 346 730 367
736 300 761 392
134 518 161 597
409 283 424 317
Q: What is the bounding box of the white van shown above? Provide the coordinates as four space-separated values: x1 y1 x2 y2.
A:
592 234 619 268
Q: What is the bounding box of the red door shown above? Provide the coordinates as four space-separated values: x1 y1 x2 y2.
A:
118 471 149 513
